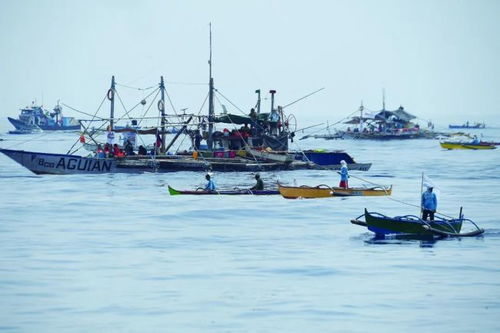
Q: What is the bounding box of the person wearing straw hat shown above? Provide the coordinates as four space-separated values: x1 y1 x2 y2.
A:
421 186 437 221
338 160 349 189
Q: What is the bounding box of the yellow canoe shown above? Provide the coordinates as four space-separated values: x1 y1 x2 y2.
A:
440 142 496 150
278 183 392 199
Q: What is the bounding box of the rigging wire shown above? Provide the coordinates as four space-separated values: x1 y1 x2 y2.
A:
137 89 161 127
67 93 110 154
214 89 248 116
164 88 178 117
115 82 157 91
165 80 206 86
303 107 362 138
61 102 107 120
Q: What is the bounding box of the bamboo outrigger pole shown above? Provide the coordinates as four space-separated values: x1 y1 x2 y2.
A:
282 87 325 109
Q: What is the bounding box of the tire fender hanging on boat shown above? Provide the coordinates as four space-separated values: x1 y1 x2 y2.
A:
158 100 165 112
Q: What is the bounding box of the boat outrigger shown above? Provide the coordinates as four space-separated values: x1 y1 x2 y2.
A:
168 185 279 195
351 209 484 237
278 183 392 199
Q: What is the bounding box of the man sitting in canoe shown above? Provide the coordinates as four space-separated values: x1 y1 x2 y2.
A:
205 174 216 191
250 173 264 191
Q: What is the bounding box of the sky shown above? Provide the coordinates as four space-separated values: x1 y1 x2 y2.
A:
1 0 499 132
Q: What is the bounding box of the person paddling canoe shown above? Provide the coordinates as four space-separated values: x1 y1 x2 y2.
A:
250 173 264 191
205 174 216 191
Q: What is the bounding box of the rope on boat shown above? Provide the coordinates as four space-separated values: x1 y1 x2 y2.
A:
67 93 109 154
300 107 361 138
164 80 206 86
115 82 157 91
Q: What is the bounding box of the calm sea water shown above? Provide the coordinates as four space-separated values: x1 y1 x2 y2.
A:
1 127 500 332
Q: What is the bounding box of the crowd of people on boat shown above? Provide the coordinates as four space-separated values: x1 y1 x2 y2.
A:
187 107 287 151
94 140 151 159
346 122 420 135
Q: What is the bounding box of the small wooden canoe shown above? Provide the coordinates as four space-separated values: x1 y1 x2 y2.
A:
350 209 484 237
278 183 392 199
168 185 279 195
440 142 496 150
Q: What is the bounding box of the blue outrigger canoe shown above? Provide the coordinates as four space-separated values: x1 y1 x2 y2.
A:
351 209 484 237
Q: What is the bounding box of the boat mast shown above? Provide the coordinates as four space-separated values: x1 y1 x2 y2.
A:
270 90 276 113
255 89 261 114
207 23 215 150
109 75 116 131
382 88 386 111
160 76 166 153
359 101 364 132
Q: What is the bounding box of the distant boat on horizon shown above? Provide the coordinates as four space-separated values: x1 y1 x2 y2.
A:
7 102 80 133
448 121 485 129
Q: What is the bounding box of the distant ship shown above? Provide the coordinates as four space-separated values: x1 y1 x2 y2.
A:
7 102 80 132
448 121 485 129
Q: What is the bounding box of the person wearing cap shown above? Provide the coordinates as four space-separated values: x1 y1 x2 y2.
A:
250 173 264 191
421 186 437 220
338 160 349 189
204 174 216 191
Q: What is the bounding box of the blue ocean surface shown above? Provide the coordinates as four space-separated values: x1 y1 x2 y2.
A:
1 128 500 332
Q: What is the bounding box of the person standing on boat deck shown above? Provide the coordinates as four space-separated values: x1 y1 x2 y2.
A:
194 130 202 150
421 186 437 221
338 160 349 189
250 173 264 191
205 174 216 191
106 127 115 145
268 108 280 135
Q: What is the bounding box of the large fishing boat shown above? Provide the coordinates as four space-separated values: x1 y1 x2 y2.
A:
1 27 371 174
310 92 436 140
8 103 80 132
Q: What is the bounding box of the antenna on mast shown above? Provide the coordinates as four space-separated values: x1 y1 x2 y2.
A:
382 88 386 110
207 22 215 150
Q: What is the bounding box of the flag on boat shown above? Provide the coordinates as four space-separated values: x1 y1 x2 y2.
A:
155 132 162 147
422 173 440 201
